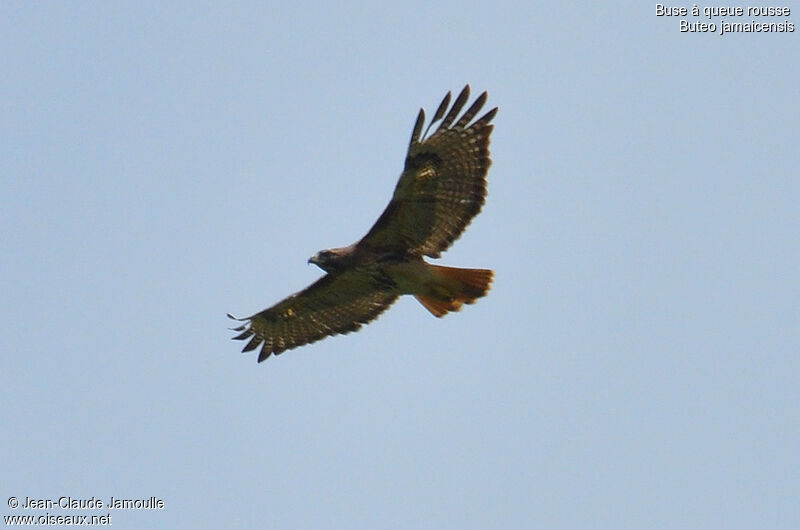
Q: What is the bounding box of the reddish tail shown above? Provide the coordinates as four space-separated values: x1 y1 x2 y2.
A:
415 265 494 317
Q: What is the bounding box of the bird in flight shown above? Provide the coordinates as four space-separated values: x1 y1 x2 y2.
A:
229 86 498 361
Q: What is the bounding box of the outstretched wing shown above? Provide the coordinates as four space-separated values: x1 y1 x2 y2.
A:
359 85 498 258
229 271 398 361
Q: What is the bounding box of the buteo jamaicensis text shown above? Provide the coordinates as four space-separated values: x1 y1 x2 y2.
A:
229 86 497 361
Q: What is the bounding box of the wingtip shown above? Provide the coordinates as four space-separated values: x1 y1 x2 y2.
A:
483 106 499 123
410 108 426 146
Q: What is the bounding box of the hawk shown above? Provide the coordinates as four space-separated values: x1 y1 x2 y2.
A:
229 86 497 361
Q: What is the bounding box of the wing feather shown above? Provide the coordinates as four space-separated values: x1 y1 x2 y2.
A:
438 85 470 130
454 90 488 129
409 108 425 148
422 90 452 140
229 271 398 361
360 85 497 257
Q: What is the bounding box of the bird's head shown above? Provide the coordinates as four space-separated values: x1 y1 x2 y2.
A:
308 245 356 273
308 247 352 273
308 250 332 270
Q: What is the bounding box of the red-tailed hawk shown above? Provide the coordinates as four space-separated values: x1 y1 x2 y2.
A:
229 86 497 361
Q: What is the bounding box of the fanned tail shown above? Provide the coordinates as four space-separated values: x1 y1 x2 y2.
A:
415 265 493 317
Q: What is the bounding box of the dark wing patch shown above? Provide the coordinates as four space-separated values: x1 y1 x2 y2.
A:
229 270 398 361
359 85 497 258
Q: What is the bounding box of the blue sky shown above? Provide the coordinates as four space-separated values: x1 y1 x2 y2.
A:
2 2 798 528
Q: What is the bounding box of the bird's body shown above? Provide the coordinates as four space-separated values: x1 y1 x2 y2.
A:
230 86 498 361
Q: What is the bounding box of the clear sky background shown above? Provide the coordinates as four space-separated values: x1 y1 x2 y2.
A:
2 2 798 528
